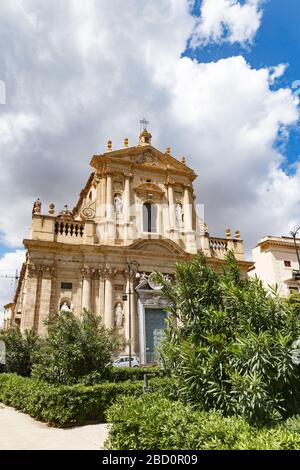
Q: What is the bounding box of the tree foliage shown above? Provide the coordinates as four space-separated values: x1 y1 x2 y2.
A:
159 251 300 424
0 328 41 377
32 310 124 384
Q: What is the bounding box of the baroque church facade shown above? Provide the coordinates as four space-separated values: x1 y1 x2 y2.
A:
8 126 252 363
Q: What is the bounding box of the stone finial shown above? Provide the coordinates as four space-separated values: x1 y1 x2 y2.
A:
48 203 55 215
165 147 171 155
139 129 152 145
32 198 41 215
181 156 186 165
235 229 241 240
124 137 129 147
107 140 112 151
58 204 73 221
226 228 231 239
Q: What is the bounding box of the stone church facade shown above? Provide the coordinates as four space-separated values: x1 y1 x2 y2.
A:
8 127 252 363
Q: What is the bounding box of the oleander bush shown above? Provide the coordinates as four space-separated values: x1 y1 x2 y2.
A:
32 310 124 385
158 251 300 424
0 373 171 427
105 393 300 450
0 328 41 377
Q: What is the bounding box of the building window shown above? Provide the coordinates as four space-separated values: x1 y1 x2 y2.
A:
143 202 157 233
284 260 291 267
61 282 72 290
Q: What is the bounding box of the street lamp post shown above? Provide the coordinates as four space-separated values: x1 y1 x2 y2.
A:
290 226 300 281
123 261 139 368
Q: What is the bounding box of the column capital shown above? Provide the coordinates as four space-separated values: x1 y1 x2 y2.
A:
104 168 113 177
164 176 176 187
41 265 55 279
104 266 117 280
125 261 139 279
124 171 133 179
27 264 39 278
81 266 93 278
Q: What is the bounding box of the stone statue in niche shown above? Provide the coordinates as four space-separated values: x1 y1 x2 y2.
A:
175 203 182 225
60 302 72 312
115 302 124 328
114 194 123 218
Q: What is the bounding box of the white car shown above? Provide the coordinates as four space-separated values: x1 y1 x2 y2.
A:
113 356 140 368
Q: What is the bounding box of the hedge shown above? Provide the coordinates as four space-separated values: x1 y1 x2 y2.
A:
0 373 170 427
80 366 164 385
105 393 300 450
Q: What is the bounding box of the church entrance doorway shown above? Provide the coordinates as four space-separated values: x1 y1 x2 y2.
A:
144 308 167 363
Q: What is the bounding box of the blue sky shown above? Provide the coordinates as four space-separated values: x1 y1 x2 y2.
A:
185 0 300 167
0 0 300 314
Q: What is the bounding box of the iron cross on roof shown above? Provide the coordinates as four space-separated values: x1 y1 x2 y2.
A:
139 118 149 132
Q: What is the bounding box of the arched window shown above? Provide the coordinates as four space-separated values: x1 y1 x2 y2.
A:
143 202 157 233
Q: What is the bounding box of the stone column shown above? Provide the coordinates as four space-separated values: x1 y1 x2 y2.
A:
21 264 39 333
104 267 117 329
183 184 193 231
183 184 197 254
168 184 175 230
81 267 92 311
38 266 54 336
124 263 138 355
91 268 100 315
123 172 133 242
99 267 105 320
106 170 115 242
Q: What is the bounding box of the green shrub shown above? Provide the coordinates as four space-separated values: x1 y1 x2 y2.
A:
105 393 300 450
32 310 124 385
0 373 170 427
0 328 41 377
158 252 300 424
80 366 164 385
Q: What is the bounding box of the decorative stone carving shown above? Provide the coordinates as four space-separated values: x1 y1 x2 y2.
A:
148 272 163 291
27 264 40 278
104 267 117 279
32 198 41 215
81 266 93 278
58 204 74 222
81 201 96 220
136 150 157 166
42 265 55 278
115 302 124 328
143 296 170 307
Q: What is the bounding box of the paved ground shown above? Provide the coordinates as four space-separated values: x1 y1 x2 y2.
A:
0 404 109 450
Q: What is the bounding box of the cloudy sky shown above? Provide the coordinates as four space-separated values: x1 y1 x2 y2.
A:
0 0 300 317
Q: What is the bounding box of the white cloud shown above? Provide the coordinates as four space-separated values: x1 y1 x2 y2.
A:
268 63 288 84
0 0 299 274
0 250 25 325
190 0 264 47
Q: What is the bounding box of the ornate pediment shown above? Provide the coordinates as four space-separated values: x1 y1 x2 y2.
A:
134 182 164 200
128 238 187 256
